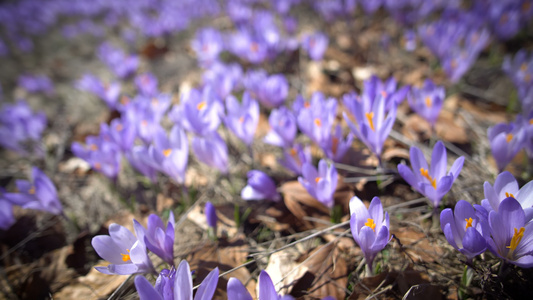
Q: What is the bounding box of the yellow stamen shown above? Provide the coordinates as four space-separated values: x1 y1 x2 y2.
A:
315 177 321 183
90 144 98 151
163 149 172 157
365 218 376 231
314 118 322 127
425 96 432 108
465 218 473 229
529 119 533 125
506 133 513 143
304 101 311 108
121 249 131 262
29 186 35 195
365 112 375 131
419 168 437 189
197 101 207 110
521 63 528 72
505 192 515 199
506 227 525 257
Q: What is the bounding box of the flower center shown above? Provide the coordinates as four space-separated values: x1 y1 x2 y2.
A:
365 218 376 231
530 119 533 125
141 120 148 127
304 101 311 108
90 144 98 151
116 123 123 131
314 118 322 127
521 63 528 72
121 249 131 262
238 116 244 123
425 96 432 108
505 192 515 199
29 186 35 195
197 101 207 110
465 218 473 229
380 91 387 98
250 42 259 53
506 133 513 143
419 168 437 189
365 112 375 131
506 227 525 258
163 149 172 157
94 162 102 170
315 177 321 183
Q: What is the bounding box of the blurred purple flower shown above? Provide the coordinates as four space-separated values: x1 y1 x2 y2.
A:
343 92 397 162
279 144 312 175
126 145 158 183
440 200 489 261
407 79 445 127
0 100 46 156
76 73 121 109
323 125 353 162
298 159 338 209
145 125 189 184
92 223 154 275
17 74 54 94
488 121 525 172
203 62 242 99
297 92 337 149
4 167 62 215
487 197 533 268
225 92 259 146
192 132 228 173
135 73 159 97
397 141 464 207
241 170 281 202
205 201 217 230
97 42 139 79
402 29 417 52
349 196 391 275
108 118 136 152
301 31 328 61
191 27 224 67
255 74 289 109
169 87 222 137
0 188 15 230
134 260 219 300
71 130 122 179
134 212 175 266
264 106 297 148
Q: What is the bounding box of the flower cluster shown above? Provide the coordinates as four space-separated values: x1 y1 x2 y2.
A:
441 171 533 268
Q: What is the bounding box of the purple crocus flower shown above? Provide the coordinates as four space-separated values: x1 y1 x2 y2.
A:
17 74 54 94
407 79 445 127
205 201 217 230
134 212 175 266
397 141 464 207
229 29 269 64
264 106 297 148
76 73 121 109
225 92 259 146
191 27 224 67
343 91 397 163
487 197 533 268
298 159 338 209
0 188 15 230
255 74 289 109
126 146 158 183
71 131 122 179
279 143 312 175
192 132 228 174
4 167 63 215
241 170 281 202
145 125 189 184
296 92 337 149
97 42 139 79
92 223 154 275
361 75 409 111
481 171 533 222
169 87 222 137
440 200 489 261
301 31 328 61
488 121 525 172
135 73 159 97
349 196 391 275
108 118 136 152
323 125 353 163
203 62 242 99
134 260 219 300
0 100 46 156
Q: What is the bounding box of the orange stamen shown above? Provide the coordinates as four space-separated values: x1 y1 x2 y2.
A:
197 101 207 110
315 177 321 183
121 249 131 262
425 97 432 108
506 227 525 257
163 149 172 157
505 192 515 199
365 218 376 231
465 218 473 229
314 118 322 127
419 168 437 189
29 186 35 195
506 133 513 143
365 112 375 131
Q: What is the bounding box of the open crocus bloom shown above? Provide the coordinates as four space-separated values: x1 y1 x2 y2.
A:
487 197 533 268
397 141 464 207
440 200 490 261
349 196 391 274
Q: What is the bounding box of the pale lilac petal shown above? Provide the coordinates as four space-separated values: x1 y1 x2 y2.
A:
135 276 164 300
227 278 253 300
259 271 278 300
194 268 219 300
175 260 193 300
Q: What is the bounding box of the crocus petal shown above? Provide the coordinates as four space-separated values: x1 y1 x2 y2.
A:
259 270 278 300
135 276 164 300
462 227 487 258
194 268 219 300
175 260 193 300
91 235 125 264
227 278 253 300
430 141 447 180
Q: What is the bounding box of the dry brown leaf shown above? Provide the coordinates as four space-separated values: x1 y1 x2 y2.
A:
349 269 433 300
187 202 239 237
392 227 444 262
